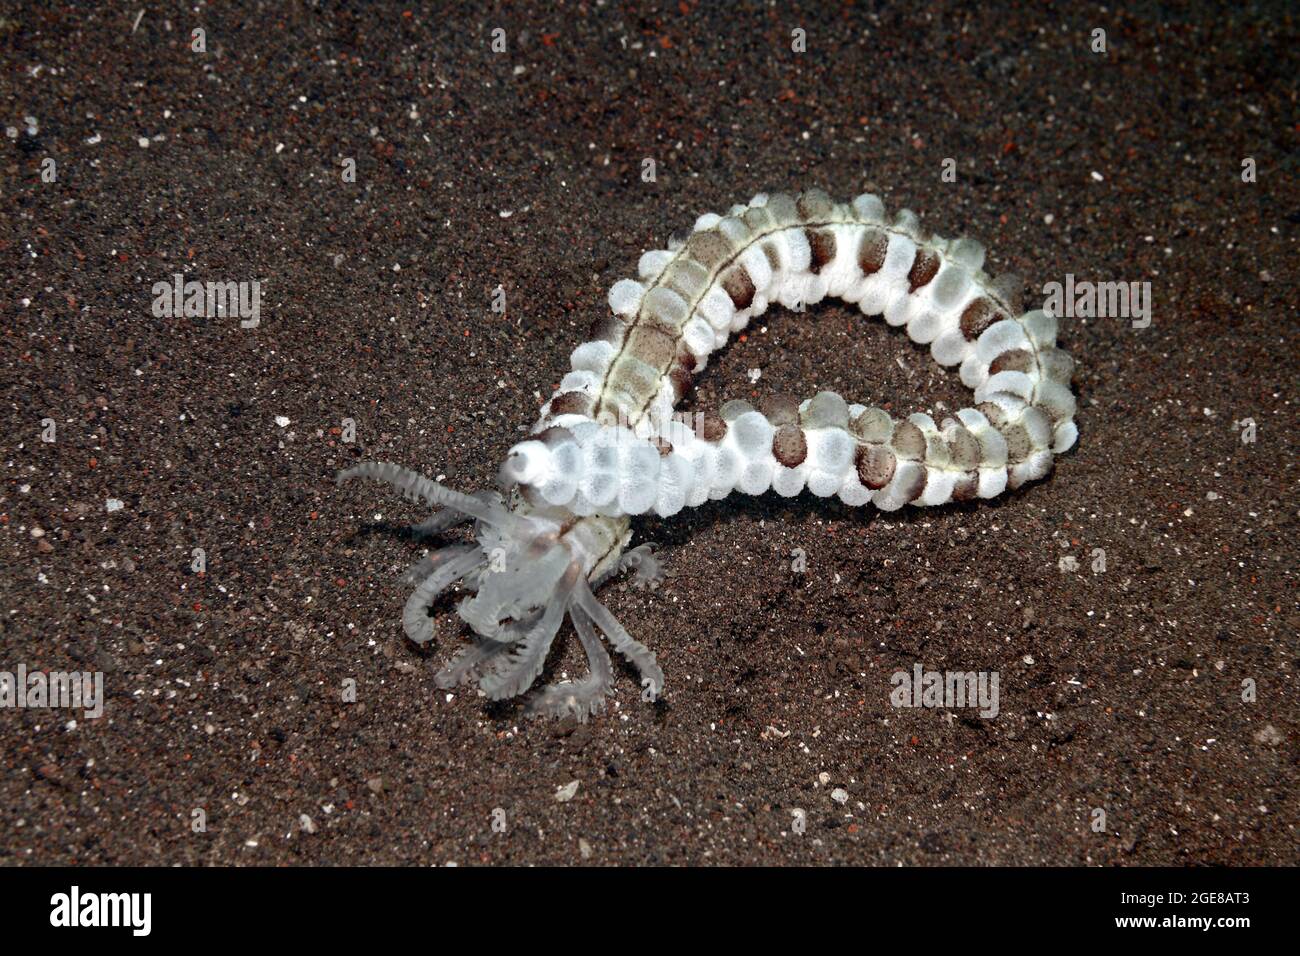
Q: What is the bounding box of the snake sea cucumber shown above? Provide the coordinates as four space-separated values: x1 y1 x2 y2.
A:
337 190 1078 720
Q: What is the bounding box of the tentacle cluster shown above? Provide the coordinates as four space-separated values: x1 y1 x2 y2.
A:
336 188 1079 718
336 461 659 720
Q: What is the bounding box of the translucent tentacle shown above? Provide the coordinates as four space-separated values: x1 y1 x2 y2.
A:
409 511 472 538
457 542 571 639
477 570 578 700
337 461 512 527
621 543 664 590
590 542 663 590
433 635 514 688
399 542 482 586
400 552 440 586
526 603 615 721
434 608 541 687
409 490 505 537
573 577 665 698
401 546 484 644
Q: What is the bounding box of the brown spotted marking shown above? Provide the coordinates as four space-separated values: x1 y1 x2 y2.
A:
858 228 889 276
624 323 682 371
758 394 800 426
534 425 575 447
589 314 628 346
806 228 837 274
549 392 593 417
975 401 1006 427
989 348 1034 375
924 434 950 465
772 425 808 467
700 411 728 442
907 249 940 293
762 240 782 273
998 422 1032 462
901 464 928 502
948 428 983 469
849 406 893 444
667 361 694 401
684 230 733 271
890 420 927 460
952 471 980 501
674 341 702 376
959 297 1004 341
721 266 756 310
855 444 896 489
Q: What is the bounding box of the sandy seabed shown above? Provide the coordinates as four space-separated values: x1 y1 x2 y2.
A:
0 2 1295 865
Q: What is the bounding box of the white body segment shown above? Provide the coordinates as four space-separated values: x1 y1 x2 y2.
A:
505 190 1078 518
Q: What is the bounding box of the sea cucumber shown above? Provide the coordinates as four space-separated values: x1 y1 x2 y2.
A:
337 190 1078 720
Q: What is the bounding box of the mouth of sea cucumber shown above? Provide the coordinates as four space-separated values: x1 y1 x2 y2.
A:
336 459 662 719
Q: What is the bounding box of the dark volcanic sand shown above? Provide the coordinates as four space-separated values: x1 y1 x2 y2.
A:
1 2 1296 866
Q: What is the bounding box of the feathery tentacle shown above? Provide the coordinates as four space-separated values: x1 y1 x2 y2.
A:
477 567 579 700
573 576 664 698
526 604 616 721
401 546 483 644
338 460 514 528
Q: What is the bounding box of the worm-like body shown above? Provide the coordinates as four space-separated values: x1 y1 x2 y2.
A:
338 190 1078 720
